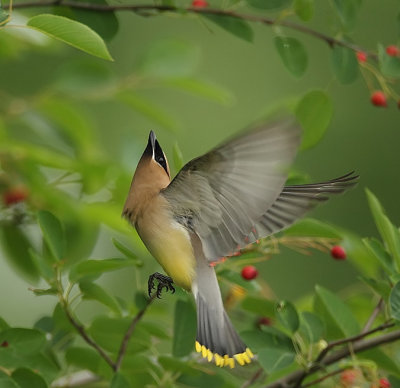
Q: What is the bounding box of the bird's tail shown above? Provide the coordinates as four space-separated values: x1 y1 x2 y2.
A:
193 256 254 368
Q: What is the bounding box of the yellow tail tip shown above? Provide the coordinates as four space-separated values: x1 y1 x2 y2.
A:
195 341 254 368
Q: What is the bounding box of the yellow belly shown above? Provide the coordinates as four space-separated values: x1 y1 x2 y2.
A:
137 213 196 291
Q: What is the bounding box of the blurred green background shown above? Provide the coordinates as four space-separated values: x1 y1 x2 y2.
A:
0 0 399 330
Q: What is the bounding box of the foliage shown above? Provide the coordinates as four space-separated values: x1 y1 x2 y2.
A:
1 1 400 387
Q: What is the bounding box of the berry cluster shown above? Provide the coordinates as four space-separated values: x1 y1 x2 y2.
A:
356 45 400 108
340 369 391 388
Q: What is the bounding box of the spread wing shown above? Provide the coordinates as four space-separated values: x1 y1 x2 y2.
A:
161 120 301 261
250 172 358 241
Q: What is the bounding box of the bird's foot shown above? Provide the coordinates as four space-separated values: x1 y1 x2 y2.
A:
148 272 175 299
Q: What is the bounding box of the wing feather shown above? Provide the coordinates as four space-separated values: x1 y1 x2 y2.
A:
253 172 358 240
162 120 300 260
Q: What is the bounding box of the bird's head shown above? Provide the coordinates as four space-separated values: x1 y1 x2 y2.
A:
141 130 170 180
122 131 171 221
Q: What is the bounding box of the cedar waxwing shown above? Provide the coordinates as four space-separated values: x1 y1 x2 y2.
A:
122 120 357 368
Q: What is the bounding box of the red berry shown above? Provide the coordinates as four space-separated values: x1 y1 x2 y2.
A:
386 45 399 57
379 378 391 388
241 265 258 280
356 51 367 62
2 186 28 206
340 369 360 386
371 91 387 107
191 0 208 8
257 317 272 327
0 341 8 347
331 245 346 260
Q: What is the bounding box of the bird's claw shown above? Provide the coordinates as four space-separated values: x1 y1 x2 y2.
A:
148 272 175 299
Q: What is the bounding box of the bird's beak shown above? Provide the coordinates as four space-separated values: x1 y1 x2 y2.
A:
148 130 156 153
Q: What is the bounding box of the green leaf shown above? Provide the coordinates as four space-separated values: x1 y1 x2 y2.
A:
65 346 101 373
284 218 341 238
89 316 150 354
0 8 9 25
70 258 138 282
0 371 19 388
204 15 253 43
64 218 99 264
37 210 65 261
378 44 400 79
0 224 39 283
31 288 58 296
258 348 295 373
158 356 199 376
314 285 360 338
0 329 46 355
331 45 359 84
296 90 333 150
390 281 400 320
27 14 113 61
247 0 291 10
275 300 299 334
274 36 308 78
240 327 294 353
141 322 169 340
112 238 142 267
361 348 400 377
163 78 234 105
56 0 119 41
118 92 180 133
54 60 116 96
140 39 200 79
363 237 396 275
111 373 131 388
0 317 10 331
241 296 275 316
29 250 54 282
366 189 400 270
300 311 325 343
38 98 95 153
173 299 197 357
79 281 121 314
172 143 184 173
293 0 314 21
11 368 47 388
0 351 58 382
360 276 391 300
332 0 361 31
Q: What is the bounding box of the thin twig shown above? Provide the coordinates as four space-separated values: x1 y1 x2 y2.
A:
63 292 155 372
240 367 264 388
264 325 400 388
114 295 156 371
361 298 384 333
63 304 116 370
6 2 376 59
315 321 394 364
301 367 345 388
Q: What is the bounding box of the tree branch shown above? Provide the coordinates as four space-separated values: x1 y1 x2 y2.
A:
8 1 376 59
63 304 116 370
114 294 156 371
301 367 345 388
265 324 400 388
240 367 264 388
63 295 155 372
361 298 384 333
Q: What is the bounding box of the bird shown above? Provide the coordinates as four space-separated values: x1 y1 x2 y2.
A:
122 120 358 368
